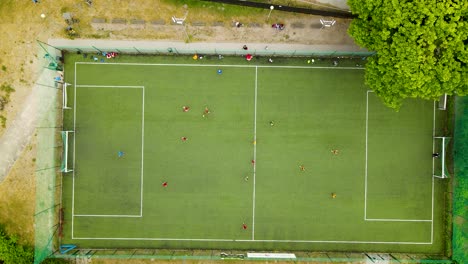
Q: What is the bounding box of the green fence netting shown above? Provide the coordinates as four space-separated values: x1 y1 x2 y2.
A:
453 96 468 263
51 249 453 263
49 44 375 58
34 40 64 264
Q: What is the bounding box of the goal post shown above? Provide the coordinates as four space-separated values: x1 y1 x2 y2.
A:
62 83 72 109
61 131 74 173
433 136 450 178
438 93 447 110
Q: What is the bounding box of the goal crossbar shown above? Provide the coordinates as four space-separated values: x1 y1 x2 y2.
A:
434 136 450 178
63 83 72 109
61 131 74 173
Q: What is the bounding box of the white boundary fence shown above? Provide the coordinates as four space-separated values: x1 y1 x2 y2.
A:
47 39 375 57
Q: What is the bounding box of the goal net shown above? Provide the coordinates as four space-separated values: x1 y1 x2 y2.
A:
62 83 72 109
61 131 74 173
433 137 450 178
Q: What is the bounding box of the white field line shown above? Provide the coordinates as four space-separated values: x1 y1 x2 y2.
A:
70 65 433 245
71 237 431 244
140 87 145 217
76 85 144 88
74 214 141 217
431 100 436 243
72 84 145 221
364 90 369 220
251 66 258 240
365 91 433 224
71 62 77 239
365 218 431 222
75 61 364 70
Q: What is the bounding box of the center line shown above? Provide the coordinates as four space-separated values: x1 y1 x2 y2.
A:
252 66 258 240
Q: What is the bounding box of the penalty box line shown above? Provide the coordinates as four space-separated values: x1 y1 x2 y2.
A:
71 83 145 223
364 90 434 223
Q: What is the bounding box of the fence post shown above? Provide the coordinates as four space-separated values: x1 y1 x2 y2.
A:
134 47 142 54
92 46 103 53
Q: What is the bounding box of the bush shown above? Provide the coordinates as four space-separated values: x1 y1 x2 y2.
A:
41 258 69 264
0 225 34 264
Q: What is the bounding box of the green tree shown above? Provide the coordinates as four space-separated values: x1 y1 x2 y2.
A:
348 0 468 109
0 225 34 264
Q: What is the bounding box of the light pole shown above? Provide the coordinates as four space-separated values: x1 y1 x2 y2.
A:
267 5 274 20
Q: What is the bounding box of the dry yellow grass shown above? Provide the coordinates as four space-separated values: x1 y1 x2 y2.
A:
0 135 36 246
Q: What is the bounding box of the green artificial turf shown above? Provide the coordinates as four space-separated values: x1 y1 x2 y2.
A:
61 54 446 254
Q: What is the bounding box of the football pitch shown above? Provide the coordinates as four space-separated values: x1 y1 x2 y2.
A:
61 55 446 253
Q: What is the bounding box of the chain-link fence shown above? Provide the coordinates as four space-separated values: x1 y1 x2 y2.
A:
50 249 454 263
47 39 375 58
34 40 65 264
453 96 468 263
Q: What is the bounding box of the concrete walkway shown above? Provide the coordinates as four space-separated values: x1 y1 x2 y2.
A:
0 69 56 181
49 39 369 54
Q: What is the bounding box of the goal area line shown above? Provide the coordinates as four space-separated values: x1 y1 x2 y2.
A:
74 214 142 218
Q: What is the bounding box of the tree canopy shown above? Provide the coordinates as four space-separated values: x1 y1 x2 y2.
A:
348 0 468 109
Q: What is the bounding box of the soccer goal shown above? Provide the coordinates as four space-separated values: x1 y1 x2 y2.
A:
433 137 450 178
438 94 447 110
61 131 74 173
62 83 72 109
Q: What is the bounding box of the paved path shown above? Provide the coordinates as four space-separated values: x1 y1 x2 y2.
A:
0 69 56 182
49 39 369 54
